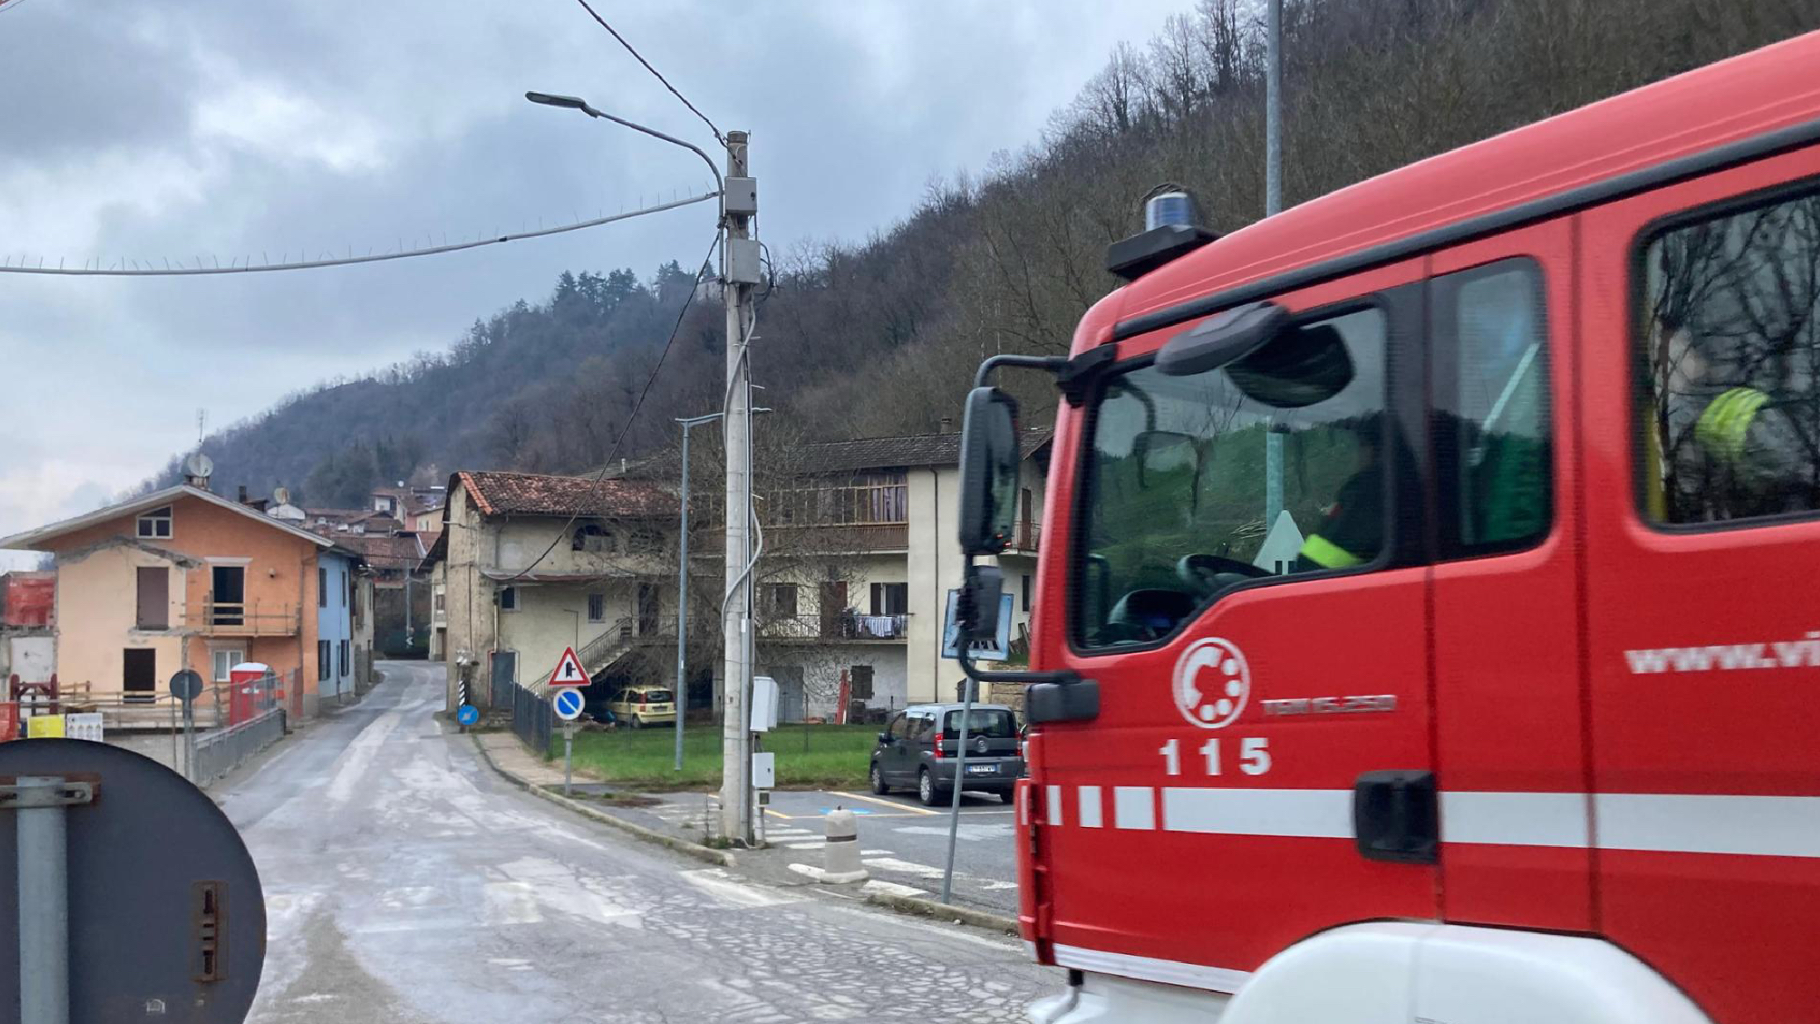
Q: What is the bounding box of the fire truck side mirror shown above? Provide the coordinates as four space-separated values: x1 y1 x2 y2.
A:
957 566 1005 642
957 386 1021 557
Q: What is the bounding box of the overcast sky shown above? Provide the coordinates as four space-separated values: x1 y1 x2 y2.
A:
0 0 1188 564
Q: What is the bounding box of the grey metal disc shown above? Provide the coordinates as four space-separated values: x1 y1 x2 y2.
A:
169 670 204 702
0 739 265 1023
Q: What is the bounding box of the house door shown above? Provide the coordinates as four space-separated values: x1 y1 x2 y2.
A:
211 565 245 626
637 583 660 635
772 666 805 722
135 567 169 629
122 649 157 703
818 581 847 637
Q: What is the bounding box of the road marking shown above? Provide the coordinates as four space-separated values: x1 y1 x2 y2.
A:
833 790 941 815
860 878 927 898
680 868 799 908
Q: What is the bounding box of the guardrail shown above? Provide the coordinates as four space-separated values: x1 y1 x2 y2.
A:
191 709 286 783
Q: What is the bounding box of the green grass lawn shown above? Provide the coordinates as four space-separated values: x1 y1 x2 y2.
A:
557 722 878 790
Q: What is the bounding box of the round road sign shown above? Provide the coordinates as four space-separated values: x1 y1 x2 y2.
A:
456 704 479 726
552 688 585 722
168 669 204 702
0 739 265 1022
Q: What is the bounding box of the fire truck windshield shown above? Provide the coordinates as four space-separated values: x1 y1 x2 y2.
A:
1074 306 1388 650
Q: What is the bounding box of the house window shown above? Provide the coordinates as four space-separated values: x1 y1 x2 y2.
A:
850 664 875 700
499 586 519 611
317 640 330 682
135 567 170 629
573 524 613 552
759 583 798 618
318 568 328 607
869 582 908 617
433 590 446 613
135 506 173 539
212 648 245 683
1022 574 1032 613
339 639 349 677
588 593 606 623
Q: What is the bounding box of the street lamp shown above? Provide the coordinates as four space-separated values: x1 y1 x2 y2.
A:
524 91 723 195
672 408 770 773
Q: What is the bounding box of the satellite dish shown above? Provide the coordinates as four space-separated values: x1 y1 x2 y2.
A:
273 486 291 505
183 453 214 481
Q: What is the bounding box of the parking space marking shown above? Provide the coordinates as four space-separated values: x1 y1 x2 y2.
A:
831 791 942 815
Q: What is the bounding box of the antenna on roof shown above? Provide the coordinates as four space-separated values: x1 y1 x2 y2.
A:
196 407 207 445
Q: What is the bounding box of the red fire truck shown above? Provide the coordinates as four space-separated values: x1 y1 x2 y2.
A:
951 30 1820 1024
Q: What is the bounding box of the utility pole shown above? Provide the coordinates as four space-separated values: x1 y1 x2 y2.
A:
1264 0 1286 528
718 130 755 844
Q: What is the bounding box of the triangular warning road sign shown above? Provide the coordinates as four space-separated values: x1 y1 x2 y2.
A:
548 646 588 688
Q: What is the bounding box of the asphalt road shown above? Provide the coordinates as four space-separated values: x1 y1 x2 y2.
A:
227 662 1056 1023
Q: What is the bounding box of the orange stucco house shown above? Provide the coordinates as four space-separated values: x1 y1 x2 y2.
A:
0 483 358 719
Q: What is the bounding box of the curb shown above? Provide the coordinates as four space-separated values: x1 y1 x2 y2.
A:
470 734 735 869
862 891 1020 935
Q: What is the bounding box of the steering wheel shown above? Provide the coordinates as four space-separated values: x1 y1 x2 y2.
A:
1176 553 1272 595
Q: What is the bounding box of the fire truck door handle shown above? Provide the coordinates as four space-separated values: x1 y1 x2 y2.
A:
1352 770 1438 865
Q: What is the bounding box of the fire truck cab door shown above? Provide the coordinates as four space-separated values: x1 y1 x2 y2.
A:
1044 258 1438 984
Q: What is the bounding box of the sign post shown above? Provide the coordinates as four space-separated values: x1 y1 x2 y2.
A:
168 670 203 783
550 685 585 798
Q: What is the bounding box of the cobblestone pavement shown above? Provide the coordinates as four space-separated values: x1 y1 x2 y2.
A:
227 661 1057 1023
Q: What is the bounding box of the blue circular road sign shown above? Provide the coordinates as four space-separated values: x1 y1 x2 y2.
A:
552 688 585 722
456 704 479 726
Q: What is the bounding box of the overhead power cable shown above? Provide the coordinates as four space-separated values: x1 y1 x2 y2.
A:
0 191 717 277
572 0 726 148
494 228 721 585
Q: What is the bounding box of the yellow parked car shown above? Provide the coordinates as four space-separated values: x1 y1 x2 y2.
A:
606 685 677 729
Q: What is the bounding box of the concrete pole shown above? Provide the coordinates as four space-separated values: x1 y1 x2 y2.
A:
1264 0 1285 527
1266 0 1283 219
718 131 754 844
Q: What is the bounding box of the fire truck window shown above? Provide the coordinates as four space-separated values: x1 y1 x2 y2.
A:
1074 306 1388 651
1434 259 1552 556
1639 187 1820 524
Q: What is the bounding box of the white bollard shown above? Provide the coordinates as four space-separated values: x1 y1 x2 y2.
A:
821 807 868 884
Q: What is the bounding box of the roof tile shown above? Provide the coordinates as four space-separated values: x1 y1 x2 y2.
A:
459 471 677 518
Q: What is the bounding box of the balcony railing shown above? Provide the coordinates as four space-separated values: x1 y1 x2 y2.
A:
759 612 907 642
186 600 301 637
1008 520 1041 552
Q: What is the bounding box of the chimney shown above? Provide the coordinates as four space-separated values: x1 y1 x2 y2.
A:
940 417 955 433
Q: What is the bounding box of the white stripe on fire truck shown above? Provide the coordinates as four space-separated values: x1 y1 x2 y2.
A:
1439 791 1589 848
1046 785 1064 827
1051 943 1249 994
1595 793 1820 858
1114 786 1156 830
1078 785 1103 828
1043 787 1820 859
1162 787 1353 839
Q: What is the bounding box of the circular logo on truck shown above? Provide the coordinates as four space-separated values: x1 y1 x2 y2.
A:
1174 637 1249 729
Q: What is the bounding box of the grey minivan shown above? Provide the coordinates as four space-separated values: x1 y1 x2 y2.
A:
870 703 1024 805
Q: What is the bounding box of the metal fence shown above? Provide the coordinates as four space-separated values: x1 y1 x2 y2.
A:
191 707 286 783
505 681 552 754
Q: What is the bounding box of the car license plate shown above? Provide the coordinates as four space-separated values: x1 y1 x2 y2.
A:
967 764 995 775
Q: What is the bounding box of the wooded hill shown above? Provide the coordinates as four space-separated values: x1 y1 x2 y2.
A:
147 0 1820 506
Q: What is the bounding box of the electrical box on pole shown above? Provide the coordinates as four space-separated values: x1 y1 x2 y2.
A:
726 238 763 285
723 176 757 216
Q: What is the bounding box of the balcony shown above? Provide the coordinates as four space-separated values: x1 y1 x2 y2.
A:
758 612 907 643
1006 520 1041 554
185 600 301 637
